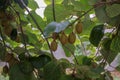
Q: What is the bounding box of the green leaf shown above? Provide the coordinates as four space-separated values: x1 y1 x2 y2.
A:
58 59 71 70
28 0 39 10
14 47 25 54
63 43 75 57
6 37 20 48
106 4 120 18
89 24 104 47
102 38 112 50
110 36 120 52
95 5 109 23
27 11 45 30
82 56 92 66
29 54 51 69
88 0 99 5
75 55 85 65
100 48 118 64
44 0 63 5
43 61 62 80
59 75 76 80
95 5 120 26
44 4 72 23
71 0 92 11
81 19 95 35
91 66 104 74
19 33 29 44
25 30 39 44
19 61 34 74
9 64 37 80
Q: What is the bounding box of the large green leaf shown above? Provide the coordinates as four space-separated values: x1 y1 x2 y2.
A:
95 5 120 26
88 0 99 5
59 75 79 80
106 4 120 18
71 0 92 11
25 30 39 44
76 65 100 79
44 0 63 5
28 0 39 10
44 4 72 23
9 64 37 80
27 11 45 30
89 24 104 47
19 61 34 74
43 61 62 80
100 48 118 64
95 5 109 23
63 43 75 57
29 54 51 69
110 36 120 52
81 19 95 35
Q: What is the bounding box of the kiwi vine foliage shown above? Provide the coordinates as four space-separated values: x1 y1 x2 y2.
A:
0 0 120 80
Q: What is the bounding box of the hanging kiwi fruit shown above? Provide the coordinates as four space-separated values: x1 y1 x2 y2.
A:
68 32 76 44
3 65 9 74
75 22 83 34
60 32 68 45
50 40 58 51
52 32 59 40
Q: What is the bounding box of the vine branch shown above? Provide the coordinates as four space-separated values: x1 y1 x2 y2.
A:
20 0 55 59
0 25 6 48
52 0 56 21
9 5 29 55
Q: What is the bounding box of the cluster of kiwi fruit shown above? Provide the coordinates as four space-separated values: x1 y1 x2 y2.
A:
50 21 83 51
0 10 20 42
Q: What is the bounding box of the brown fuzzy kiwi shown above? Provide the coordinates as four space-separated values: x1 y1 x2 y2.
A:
50 40 58 51
3 65 9 74
75 22 83 34
52 32 59 40
68 32 76 44
60 32 68 45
